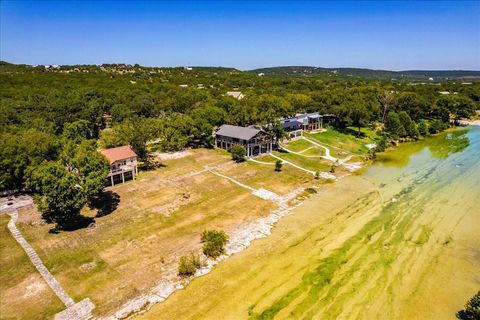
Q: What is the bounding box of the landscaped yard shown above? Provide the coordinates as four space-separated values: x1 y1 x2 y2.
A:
272 150 332 173
282 138 325 157
1 147 321 319
219 160 315 195
305 128 376 157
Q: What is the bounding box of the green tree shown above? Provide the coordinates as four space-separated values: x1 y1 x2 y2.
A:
62 120 91 143
385 112 406 138
231 145 246 162
394 92 428 121
429 119 447 134
68 140 109 198
0 129 59 191
437 95 476 123
375 134 387 152
201 230 229 258
111 118 161 161
398 111 419 139
350 103 371 136
26 161 87 227
267 120 286 143
110 104 132 124
417 120 429 136
26 141 108 229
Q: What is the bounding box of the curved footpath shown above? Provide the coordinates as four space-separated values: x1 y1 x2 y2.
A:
279 137 362 172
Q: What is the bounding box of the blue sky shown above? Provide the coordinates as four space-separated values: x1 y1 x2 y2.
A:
1 1 479 70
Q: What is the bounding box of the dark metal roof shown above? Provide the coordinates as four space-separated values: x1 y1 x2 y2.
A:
215 124 262 140
281 120 302 129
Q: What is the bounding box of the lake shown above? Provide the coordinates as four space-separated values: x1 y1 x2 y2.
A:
140 127 480 320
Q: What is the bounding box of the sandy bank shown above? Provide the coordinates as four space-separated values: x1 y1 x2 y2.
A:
458 119 480 126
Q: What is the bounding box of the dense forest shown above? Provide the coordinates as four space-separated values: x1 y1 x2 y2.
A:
1 62 479 228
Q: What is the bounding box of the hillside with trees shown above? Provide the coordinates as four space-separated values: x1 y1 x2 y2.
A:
1 62 479 227
249 65 480 79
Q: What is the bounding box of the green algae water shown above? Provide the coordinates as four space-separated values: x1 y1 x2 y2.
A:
141 127 480 320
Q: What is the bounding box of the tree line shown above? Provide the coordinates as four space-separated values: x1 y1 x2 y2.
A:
1 65 478 228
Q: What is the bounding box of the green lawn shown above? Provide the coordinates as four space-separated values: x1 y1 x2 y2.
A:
283 139 325 156
305 128 375 156
254 154 278 163
273 150 331 173
283 139 313 152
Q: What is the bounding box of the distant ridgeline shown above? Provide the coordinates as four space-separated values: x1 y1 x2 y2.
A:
2 61 479 80
248 66 480 80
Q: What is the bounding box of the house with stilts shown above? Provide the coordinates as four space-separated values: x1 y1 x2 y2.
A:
214 124 273 158
280 112 336 138
100 146 138 186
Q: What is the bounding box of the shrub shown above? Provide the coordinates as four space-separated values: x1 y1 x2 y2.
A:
231 145 246 162
275 160 283 172
417 120 429 136
429 119 447 134
385 112 406 138
178 253 201 277
375 135 387 152
315 171 320 180
399 111 419 139
456 290 480 320
201 230 229 258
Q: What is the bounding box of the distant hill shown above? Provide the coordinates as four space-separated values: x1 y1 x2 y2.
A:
190 66 240 73
249 66 480 79
2 61 478 80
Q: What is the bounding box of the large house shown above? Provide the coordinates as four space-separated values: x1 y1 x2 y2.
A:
281 112 323 131
214 124 273 157
100 146 138 186
280 112 325 138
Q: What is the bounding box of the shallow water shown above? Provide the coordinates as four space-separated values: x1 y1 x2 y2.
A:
141 127 480 320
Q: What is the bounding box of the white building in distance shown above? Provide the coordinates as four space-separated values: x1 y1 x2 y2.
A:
226 91 245 100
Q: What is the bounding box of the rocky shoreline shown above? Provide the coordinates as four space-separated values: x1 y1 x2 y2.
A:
458 119 480 126
101 188 307 319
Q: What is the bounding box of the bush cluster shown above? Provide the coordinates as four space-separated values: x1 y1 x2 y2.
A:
231 145 246 162
201 230 229 258
178 253 201 277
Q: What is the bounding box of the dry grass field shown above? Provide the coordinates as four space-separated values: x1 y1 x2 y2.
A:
0 148 322 319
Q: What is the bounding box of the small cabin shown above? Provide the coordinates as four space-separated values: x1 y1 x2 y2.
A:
100 146 138 186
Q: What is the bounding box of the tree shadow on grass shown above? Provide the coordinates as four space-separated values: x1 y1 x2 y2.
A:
47 191 121 233
89 191 121 217
49 215 95 233
139 160 166 172
341 127 366 138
